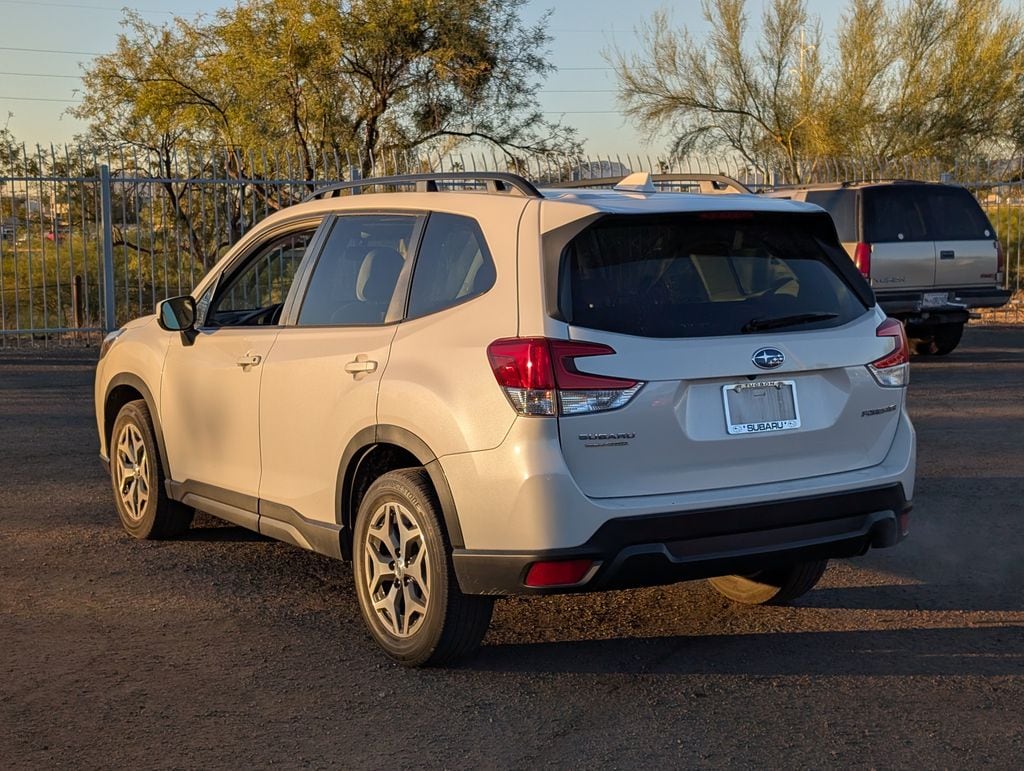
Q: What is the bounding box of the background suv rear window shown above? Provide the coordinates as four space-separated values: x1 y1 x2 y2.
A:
558 213 868 339
864 184 993 242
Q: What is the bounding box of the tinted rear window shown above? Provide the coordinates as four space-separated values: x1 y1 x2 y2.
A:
925 186 993 241
804 189 857 241
864 185 993 242
559 213 868 338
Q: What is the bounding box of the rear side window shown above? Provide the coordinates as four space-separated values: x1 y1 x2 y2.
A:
864 187 930 242
804 189 857 241
559 213 868 339
407 213 495 318
924 186 993 240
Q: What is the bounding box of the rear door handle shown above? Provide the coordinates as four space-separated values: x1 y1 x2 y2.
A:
940 250 955 260
344 357 378 375
236 353 262 368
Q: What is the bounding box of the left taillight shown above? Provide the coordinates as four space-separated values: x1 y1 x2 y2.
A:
486 337 644 416
868 318 909 387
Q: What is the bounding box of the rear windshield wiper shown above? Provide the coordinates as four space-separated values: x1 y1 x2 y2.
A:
740 312 839 334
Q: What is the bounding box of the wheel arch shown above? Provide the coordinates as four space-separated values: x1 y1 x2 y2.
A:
104 373 172 480
337 425 464 559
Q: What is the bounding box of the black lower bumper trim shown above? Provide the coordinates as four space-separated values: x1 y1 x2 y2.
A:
453 484 910 595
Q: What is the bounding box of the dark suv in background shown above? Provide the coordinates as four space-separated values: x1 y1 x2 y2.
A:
770 181 1010 354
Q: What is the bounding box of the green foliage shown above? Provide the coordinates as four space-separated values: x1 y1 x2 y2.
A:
611 0 1024 177
72 0 578 177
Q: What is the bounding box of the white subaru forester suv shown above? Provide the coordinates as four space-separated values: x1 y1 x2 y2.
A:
95 172 916 666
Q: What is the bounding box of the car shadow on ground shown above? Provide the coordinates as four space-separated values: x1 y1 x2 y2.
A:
176 514 267 542
466 624 1024 677
801 583 1024 612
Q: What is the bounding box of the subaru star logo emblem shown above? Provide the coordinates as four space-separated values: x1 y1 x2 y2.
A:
752 347 785 369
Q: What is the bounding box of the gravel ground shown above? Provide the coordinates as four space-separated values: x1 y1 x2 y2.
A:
1 326 1022 769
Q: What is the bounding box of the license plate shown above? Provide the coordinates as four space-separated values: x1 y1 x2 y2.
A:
723 380 800 435
922 291 950 309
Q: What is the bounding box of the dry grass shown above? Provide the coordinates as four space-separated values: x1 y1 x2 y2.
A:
976 290 1024 325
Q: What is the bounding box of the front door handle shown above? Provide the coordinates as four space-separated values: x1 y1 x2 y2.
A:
237 352 262 368
345 356 378 375
940 250 955 260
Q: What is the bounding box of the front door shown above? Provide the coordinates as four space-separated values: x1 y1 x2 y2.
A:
160 224 322 502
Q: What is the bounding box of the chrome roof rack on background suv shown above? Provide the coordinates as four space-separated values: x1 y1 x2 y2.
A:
304 172 543 201
552 172 751 195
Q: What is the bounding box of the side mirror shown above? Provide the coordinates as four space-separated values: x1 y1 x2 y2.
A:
156 295 196 332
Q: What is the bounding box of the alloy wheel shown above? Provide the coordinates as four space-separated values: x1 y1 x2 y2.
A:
363 501 431 638
114 423 150 521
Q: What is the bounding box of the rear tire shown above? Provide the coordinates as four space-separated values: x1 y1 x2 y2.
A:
110 400 193 539
910 322 964 356
708 560 828 605
353 468 493 667
931 322 964 355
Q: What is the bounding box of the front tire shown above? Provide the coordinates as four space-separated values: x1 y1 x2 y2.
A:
708 560 828 605
353 468 493 667
110 400 193 539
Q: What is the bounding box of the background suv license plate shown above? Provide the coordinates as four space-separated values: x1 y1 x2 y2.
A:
723 380 800 435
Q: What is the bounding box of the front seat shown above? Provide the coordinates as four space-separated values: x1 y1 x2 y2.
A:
331 247 405 324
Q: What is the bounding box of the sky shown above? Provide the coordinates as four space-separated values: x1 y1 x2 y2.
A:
2 1 848 155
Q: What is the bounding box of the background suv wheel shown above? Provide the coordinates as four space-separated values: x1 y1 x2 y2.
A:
708 560 828 605
110 400 193 539
353 468 493 666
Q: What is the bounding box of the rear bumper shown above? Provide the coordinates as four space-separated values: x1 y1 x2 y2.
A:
878 287 1011 318
453 484 911 595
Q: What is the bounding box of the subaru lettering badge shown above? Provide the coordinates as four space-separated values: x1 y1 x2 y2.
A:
752 347 785 370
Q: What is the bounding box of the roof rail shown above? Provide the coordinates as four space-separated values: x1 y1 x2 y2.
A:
551 173 751 195
770 178 928 191
303 172 542 201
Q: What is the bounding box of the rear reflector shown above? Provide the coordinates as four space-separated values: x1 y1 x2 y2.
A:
854 242 872 278
524 559 595 588
868 318 909 387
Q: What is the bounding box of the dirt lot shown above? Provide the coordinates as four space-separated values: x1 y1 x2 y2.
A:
2 326 1022 769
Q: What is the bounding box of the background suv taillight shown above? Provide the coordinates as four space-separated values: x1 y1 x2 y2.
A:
868 318 909 387
854 242 872 279
487 337 644 416
996 240 1005 284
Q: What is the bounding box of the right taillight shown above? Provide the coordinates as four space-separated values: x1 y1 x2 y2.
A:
854 242 872 279
486 337 644 416
868 318 909 388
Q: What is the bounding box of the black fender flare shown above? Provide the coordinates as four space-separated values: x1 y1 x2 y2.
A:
104 373 173 480
336 425 465 556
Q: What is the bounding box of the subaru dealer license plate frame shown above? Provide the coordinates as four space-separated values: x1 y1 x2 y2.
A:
722 380 801 435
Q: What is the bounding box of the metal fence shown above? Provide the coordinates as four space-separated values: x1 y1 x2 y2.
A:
2 146 1022 345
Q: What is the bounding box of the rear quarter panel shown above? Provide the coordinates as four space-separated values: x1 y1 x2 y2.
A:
376 197 529 457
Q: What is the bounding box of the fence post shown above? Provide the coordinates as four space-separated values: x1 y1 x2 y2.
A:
100 164 116 332
72 274 83 329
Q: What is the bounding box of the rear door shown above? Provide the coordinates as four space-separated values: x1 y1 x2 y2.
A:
552 211 901 498
924 186 999 288
862 185 937 290
258 213 421 525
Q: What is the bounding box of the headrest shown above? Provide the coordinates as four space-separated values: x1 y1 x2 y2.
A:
356 247 404 302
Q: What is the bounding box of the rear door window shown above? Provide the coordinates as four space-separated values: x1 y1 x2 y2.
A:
298 214 417 326
804 189 857 242
558 212 868 339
